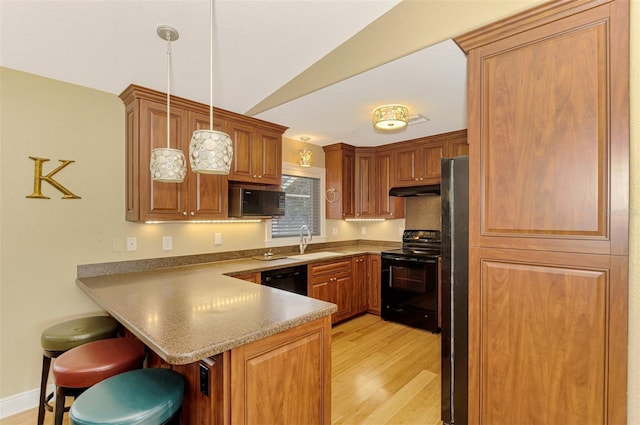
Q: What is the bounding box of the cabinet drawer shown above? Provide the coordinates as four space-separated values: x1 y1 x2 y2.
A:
308 259 352 277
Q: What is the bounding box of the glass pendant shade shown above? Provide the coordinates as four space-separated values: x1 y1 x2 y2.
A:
150 147 187 182
189 129 233 174
150 25 186 183
373 104 409 130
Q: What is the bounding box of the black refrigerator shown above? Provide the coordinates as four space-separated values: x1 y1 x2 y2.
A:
440 156 469 425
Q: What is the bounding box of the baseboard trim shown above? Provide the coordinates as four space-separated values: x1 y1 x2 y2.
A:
0 384 54 419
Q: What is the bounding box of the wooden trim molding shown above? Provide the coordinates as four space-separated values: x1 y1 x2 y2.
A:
454 0 614 54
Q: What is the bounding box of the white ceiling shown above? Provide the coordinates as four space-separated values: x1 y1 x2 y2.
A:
0 0 468 147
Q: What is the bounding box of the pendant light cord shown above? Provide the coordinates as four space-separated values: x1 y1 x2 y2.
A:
209 0 214 130
166 33 172 149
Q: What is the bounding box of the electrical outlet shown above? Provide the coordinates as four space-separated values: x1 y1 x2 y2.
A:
331 227 338 236
162 236 172 251
126 237 137 251
360 226 367 235
214 233 222 245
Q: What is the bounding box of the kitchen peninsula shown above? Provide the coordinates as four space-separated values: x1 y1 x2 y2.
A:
77 258 339 425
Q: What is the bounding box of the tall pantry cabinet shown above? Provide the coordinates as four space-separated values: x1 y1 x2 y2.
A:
455 1 629 424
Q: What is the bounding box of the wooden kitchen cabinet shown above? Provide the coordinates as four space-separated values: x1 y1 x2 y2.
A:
374 149 404 218
323 144 355 219
354 149 375 219
120 84 286 222
308 258 353 323
231 316 331 425
445 131 469 158
367 254 382 315
233 272 260 284
456 1 629 423
351 255 369 315
227 121 284 185
393 139 445 187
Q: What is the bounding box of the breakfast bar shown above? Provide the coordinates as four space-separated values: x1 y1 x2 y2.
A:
77 261 338 425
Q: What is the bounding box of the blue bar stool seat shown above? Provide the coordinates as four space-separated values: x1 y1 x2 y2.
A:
69 368 185 425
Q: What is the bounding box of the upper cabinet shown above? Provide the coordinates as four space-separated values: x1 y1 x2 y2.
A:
392 129 467 187
324 144 355 220
227 121 284 185
120 85 287 222
323 131 466 220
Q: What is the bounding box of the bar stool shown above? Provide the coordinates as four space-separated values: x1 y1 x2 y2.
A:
52 338 146 425
69 368 185 425
38 315 120 425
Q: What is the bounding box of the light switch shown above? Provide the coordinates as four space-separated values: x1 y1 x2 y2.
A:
360 226 367 235
214 233 222 245
162 236 172 251
331 227 338 236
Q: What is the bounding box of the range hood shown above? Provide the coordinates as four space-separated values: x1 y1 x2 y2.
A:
389 184 440 197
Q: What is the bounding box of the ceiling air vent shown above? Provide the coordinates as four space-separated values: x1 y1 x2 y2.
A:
407 114 429 126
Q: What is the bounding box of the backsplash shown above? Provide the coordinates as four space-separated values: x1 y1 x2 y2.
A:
405 196 441 230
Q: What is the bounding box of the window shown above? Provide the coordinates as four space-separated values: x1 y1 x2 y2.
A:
268 163 325 243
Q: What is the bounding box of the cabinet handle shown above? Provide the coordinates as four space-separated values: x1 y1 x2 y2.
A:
258 175 262 178
182 212 187 216
190 212 195 216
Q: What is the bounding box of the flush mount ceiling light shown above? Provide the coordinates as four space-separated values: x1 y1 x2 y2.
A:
189 0 233 175
150 25 187 183
298 137 313 167
372 104 409 131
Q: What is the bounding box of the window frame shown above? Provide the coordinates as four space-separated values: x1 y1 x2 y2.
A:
265 162 326 247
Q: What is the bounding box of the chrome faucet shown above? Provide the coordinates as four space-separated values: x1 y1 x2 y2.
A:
299 225 312 254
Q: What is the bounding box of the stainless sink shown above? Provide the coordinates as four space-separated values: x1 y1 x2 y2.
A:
291 251 344 260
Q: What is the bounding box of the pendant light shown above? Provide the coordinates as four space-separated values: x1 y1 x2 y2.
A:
150 25 187 183
189 0 233 174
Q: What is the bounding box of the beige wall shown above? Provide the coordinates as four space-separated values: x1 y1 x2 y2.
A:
0 3 638 419
0 68 400 403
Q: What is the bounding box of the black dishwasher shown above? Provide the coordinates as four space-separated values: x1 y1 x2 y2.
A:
260 265 308 296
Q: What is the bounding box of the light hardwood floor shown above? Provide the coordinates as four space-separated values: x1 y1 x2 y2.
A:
2 314 441 425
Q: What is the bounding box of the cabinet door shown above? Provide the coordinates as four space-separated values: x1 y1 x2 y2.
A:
352 256 368 315
139 99 189 221
461 2 629 424
341 148 355 218
333 273 353 323
257 130 282 184
188 111 228 219
309 279 332 304
233 272 260 284
367 255 381 315
420 142 445 182
447 135 469 157
227 121 255 182
231 316 331 425
469 248 627 425
394 145 419 187
354 151 374 218
375 150 404 218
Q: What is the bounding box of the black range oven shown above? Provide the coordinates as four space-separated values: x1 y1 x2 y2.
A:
381 230 441 333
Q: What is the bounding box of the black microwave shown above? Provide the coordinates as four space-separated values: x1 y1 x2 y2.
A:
228 188 286 218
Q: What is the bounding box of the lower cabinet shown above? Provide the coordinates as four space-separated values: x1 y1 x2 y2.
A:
130 316 331 425
308 258 353 323
308 255 382 322
233 272 260 284
230 316 332 425
352 255 369 315
367 255 382 315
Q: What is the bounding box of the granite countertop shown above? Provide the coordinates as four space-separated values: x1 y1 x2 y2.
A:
77 245 390 365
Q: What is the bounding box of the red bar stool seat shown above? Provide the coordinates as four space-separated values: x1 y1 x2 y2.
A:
38 315 119 425
52 338 145 425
